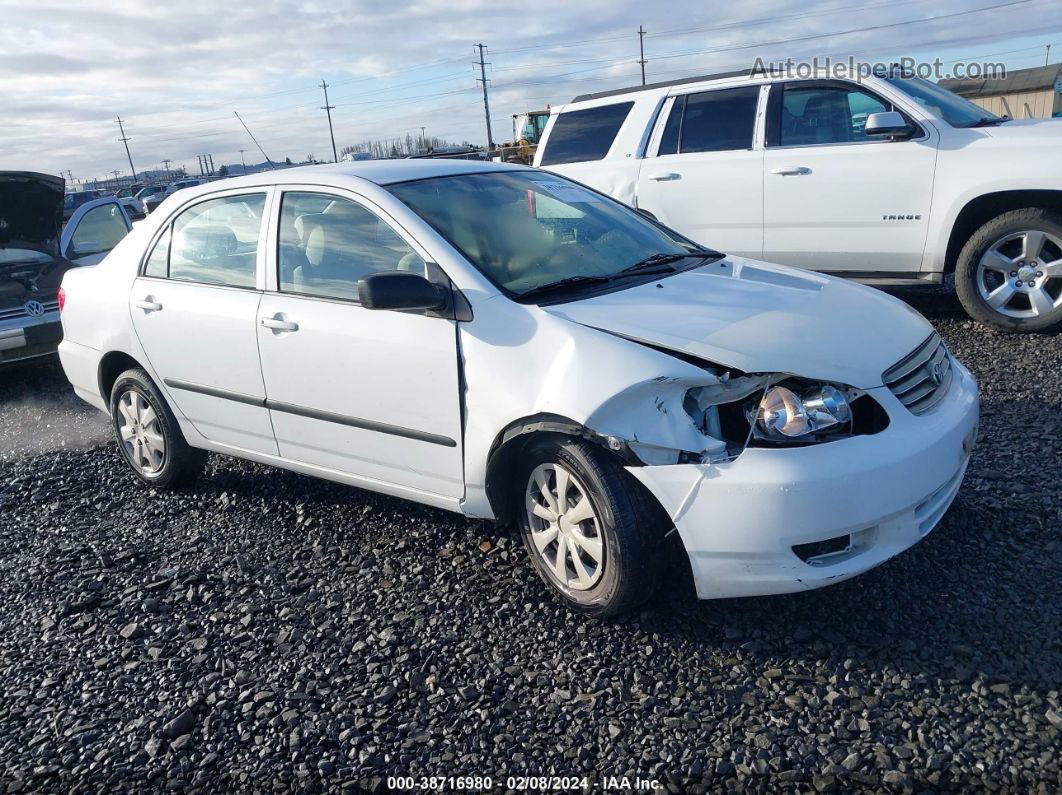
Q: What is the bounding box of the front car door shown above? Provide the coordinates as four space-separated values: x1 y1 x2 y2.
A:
128 188 279 454
61 197 132 265
761 79 939 274
635 82 766 258
256 187 464 500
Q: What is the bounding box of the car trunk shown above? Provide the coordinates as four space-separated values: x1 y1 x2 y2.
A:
0 171 74 313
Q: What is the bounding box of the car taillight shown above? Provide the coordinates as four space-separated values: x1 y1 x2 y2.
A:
57 287 65 313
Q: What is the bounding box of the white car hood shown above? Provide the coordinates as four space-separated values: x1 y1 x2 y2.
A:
543 256 933 389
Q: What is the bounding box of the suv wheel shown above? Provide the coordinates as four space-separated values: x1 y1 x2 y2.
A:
514 437 665 617
955 208 1062 332
110 368 206 488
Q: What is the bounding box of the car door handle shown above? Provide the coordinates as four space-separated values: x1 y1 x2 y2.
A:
770 166 811 176
647 172 681 181
134 298 162 312
260 315 299 332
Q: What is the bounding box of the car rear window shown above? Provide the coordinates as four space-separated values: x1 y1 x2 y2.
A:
538 102 633 166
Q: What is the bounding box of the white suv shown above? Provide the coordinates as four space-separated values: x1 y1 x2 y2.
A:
535 68 1062 332
58 161 978 615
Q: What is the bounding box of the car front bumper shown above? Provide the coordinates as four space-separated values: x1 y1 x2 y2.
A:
0 311 63 364
627 359 979 600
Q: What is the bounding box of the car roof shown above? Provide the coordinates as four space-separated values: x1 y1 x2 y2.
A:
177 159 531 197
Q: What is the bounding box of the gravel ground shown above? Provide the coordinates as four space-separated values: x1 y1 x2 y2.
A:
0 290 1059 794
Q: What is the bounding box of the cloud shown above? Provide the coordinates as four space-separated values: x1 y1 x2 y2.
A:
0 0 1057 179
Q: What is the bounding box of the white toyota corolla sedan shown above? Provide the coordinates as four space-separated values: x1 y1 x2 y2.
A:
58 160 979 616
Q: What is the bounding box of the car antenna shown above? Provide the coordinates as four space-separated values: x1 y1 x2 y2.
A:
234 111 276 170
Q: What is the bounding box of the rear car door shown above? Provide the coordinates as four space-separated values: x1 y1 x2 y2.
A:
128 188 278 454
635 83 766 258
761 80 938 274
256 188 464 499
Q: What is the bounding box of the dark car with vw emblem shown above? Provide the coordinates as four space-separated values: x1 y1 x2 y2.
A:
1 172 132 365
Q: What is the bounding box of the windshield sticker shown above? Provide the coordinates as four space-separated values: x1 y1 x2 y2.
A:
531 181 601 203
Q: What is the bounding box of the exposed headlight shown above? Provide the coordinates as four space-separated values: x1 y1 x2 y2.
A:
752 384 851 441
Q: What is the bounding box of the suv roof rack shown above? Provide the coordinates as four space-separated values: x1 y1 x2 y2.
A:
570 67 779 103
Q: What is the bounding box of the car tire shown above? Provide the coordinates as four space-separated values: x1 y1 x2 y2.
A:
955 208 1062 332
514 436 665 617
109 368 206 488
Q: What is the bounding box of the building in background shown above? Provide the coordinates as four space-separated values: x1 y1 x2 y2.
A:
939 63 1062 119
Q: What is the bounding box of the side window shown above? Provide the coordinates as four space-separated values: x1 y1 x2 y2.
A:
144 228 170 277
278 192 425 302
778 85 891 146
657 96 684 156
677 86 760 153
68 203 129 257
538 102 634 166
169 193 266 288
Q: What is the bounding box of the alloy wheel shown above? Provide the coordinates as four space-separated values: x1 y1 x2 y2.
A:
976 229 1062 319
524 462 605 591
117 389 166 475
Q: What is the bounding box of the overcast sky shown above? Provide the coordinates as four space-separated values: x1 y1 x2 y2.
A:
1 0 1059 182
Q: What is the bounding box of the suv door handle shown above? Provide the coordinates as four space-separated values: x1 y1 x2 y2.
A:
260 315 299 332
770 166 811 176
647 172 681 181
134 298 162 312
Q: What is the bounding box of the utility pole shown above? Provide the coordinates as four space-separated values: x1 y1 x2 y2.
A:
319 80 338 162
239 149 246 172
162 159 171 178
638 25 647 85
1046 44 1052 65
420 125 427 150
235 111 275 169
114 117 138 181
111 169 121 188
475 43 494 150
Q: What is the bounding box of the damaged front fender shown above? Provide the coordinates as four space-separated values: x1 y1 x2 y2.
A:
585 370 773 466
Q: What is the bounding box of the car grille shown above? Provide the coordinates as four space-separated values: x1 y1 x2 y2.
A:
0 299 60 323
882 332 953 415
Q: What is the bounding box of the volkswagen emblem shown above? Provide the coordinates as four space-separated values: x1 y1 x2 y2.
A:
929 359 946 387
23 300 44 317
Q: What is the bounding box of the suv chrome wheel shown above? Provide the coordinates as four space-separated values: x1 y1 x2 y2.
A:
524 462 604 591
977 229 1062 319
117 389 166 474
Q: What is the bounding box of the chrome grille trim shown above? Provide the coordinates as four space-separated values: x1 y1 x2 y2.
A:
883 332 953 415
0 300 60 322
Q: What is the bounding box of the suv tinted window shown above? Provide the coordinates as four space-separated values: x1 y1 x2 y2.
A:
539 102 633 166
168 193 265 287
778 84 891 146
278 192 424 302
673 86 760 154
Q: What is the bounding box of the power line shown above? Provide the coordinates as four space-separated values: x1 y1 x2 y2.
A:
475 43 494 149
646 0 1034 64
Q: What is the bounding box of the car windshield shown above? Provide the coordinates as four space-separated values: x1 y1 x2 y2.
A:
886 76 1004 127
388 170 709 299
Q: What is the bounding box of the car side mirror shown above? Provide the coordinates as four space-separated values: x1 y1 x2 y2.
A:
358 271 450 313
864 111 914 138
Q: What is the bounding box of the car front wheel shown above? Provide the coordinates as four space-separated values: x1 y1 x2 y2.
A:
955 208 1062 332
514 437 665 617
110 368 206 488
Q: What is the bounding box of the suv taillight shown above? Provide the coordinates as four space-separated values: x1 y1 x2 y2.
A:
57 287 65 313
